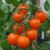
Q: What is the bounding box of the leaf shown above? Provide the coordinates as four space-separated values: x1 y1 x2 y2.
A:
39 41 50 50
0 1 2 5
47 12 50 21
3 6 11 13
0 35 4 40
31 0 36 5
0 1 3 9
0 20 5 26
5 0 19 6
0 46 3 50
0 1 13 13
39 20 50 31
0 40 12 50
0 1 7 10
0 26 6 34
29 5 39 15
44 1 50 11
0 10 5 19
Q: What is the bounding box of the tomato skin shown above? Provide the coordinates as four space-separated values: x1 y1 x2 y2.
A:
17 36 30 48
13 12 25 22
7 33 19 46
35 11 47 23
13 4 28 22
21 9 28 14
13 24 18 31
29 19 41 29
13 12 21 22
17 25 25 35
25 29 38 40
19 19 24 23
17 4 28 14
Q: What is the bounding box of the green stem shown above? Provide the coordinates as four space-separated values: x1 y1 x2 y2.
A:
33 42 43 50
29 41 32 50
30 0 36 5
11 46 16 50
5 0 23 22
21 0 26 4
33 41 47 50
47 18 50 23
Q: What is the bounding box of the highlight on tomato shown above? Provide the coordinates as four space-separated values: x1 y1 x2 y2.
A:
17 3 28 14
7 33 19 46
13 12 25 22
29 18 41 29
25 29 38 40
17 36 30 48
35 11 47 23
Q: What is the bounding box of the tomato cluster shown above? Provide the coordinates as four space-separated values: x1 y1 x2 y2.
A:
13 4 28 23
7 3 47 48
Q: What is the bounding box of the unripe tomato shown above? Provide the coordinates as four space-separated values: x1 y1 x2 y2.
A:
17 36 30 48
26 29 38 40
35 11 47 23
29 18 41 29
7 33 19 46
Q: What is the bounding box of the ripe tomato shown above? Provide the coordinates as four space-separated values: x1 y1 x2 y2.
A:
19 19 24 23
17 25 25 35
25 29 38 40
13 24 18 31
17 36 30 48
29 18 41 29
35 11 47 23
17 4 28 14
7 33 19 46
13 12 25 22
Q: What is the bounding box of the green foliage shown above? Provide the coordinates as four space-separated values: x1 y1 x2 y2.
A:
0 0 50 50
0 20 5 26
0 10 5 19
44 0 50 11
31 0 36 5
0 35 4 41
0 40 12 50
47 12 50 20
39 20 50 31
5 0 20 6
0 2 9 13
0 46 3 50
39 41 50 50
29 5 39 15
0 26 6 34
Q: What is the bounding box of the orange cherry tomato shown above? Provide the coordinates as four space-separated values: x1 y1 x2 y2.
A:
26 29 38 40
35 11 47 23
29 18 41 29
17 36 30 48
7 33 19 46
17 4 28 14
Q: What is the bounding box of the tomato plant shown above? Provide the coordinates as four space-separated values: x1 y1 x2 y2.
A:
0 0 50 50
17 4 28 14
